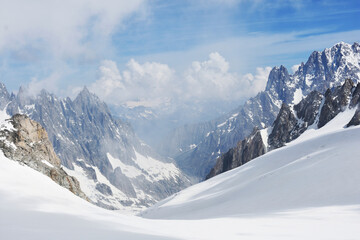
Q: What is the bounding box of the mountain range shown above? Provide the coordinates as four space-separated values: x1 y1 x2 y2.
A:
164 42 360 180
207 78 360 179
0 41 359 212
0 84 190 211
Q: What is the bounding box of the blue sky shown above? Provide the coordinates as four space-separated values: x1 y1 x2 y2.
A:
113 0 359 57
0 0 359 105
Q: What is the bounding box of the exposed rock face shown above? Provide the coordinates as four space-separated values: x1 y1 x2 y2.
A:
166 42 360 180
206 128 265 179
265 65 293 103
0 114 87 200
268 104 297 149
207 79 360 179
293 91 323 126
350 83 360 108
318 79 354 128
269 90 324 149
347 108 360 127
269 79 359 150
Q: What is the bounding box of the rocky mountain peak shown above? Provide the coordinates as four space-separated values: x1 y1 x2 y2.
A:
265 65 289 90
75 86 98 102
16 86 32 105
265 65 294 103
74 86 108 113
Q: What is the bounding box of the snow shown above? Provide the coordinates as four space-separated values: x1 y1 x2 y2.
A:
41 160 54 168
143 111 360 220
217 121 226 128
305 74 314 86
290 106 356 144
189 144 197 149
0 109 15 131
107 153 142 178
24 104 35 110
133 150 180 181
259 127 271 151
292 88 304 105
107 150 182 183
1 107 360 239
1 147 360 240
228 113 238 121
64 162 137 211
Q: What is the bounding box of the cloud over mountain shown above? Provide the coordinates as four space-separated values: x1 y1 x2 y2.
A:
89 53 271 106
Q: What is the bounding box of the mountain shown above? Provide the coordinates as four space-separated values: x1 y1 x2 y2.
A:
142 114 360 220
165 42 360 180
207 78 359 179
1 118 359 239
0 84 190 211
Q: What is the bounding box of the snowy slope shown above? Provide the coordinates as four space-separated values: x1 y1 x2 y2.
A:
1 149 360 240
142 112 360 219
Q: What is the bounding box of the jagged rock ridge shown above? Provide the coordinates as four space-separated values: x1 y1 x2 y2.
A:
207 79 360 179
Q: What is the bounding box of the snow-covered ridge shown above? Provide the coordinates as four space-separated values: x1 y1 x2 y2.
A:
142 118 360 220
208 78 359 179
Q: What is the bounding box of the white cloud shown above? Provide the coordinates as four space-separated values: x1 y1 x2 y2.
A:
90 53 271 106
0 0 147 60
96 60 125 98
291 64 301 73
89 59 175 105
184 52 236 100
184 52 271 101
26 72 62 97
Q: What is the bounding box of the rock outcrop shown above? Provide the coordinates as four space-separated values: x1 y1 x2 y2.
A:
206 128 265 179
268 104 297 149
0 114 87 200
318 79 354 128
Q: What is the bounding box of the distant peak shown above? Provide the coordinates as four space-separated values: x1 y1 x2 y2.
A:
332 41 352 50
18 85 26 94
82 85 89 93
75 85 102 104
17 85 30 99
279 65 287 70
40 88 50 95
0 81 9 93
76 86 93 98
270 65 288 72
